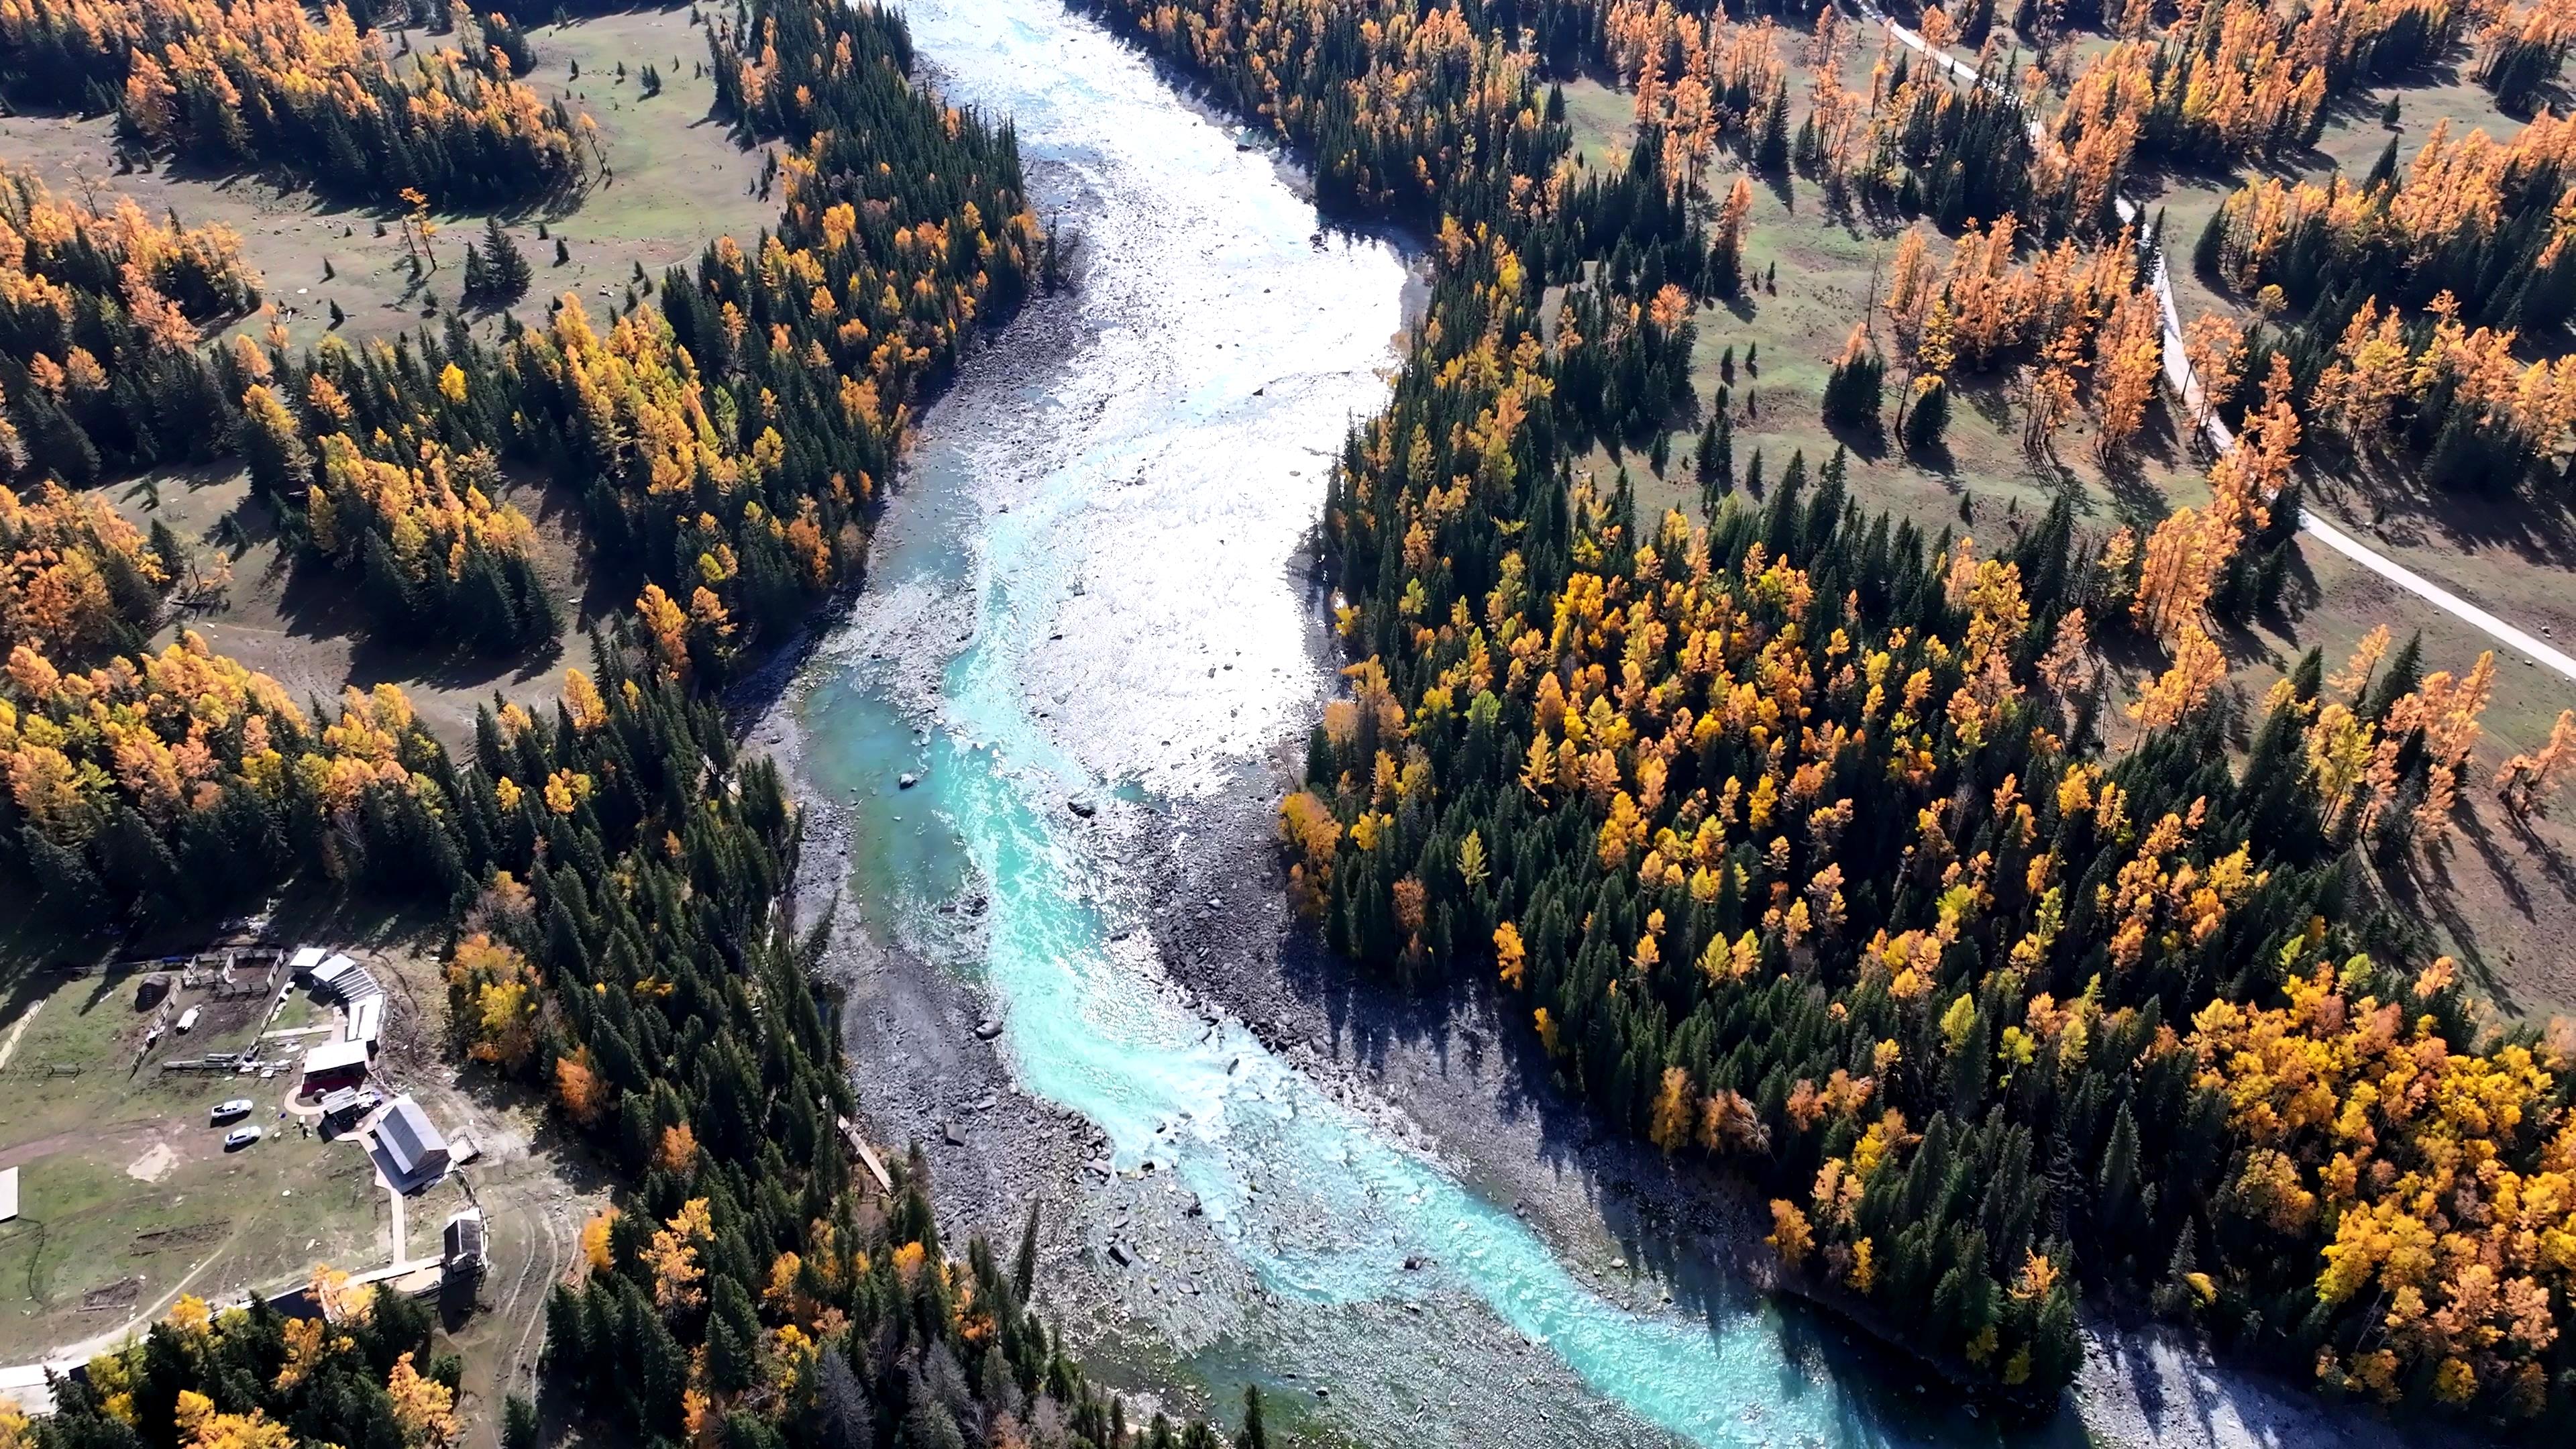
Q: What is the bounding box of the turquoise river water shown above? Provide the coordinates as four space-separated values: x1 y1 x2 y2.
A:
794 3 2064 1445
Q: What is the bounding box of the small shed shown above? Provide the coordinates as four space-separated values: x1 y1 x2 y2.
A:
301 1037 370 1092
309 955 360 997
318 1086 370 1129
376 1095 450 1186
345 996 383 1050
442 1209 486 1273
0 1165 19 1224
135 974 171 1011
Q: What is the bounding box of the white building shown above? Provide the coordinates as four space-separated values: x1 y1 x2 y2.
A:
345 995 383 1050
301 1036 370 1091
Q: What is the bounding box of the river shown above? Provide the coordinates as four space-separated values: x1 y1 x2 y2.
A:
782 2 2049 1446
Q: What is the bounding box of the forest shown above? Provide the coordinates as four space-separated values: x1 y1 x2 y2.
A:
7 0 2576 1443
0 4 1242 1449
0 1 588 207
1087 0 2576 1428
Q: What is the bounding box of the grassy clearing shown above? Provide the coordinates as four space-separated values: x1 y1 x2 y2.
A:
1563 46 2208 543
101 460 604 751
0 961 382 1362
1560 33 2576 1025
1561 78 1639 172
0 7 775 353
6 7 772 749
0 937 582 1379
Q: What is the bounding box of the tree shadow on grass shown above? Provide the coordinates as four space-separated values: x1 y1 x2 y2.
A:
1899 435 1957 477
2381 822 2527 1017
2301 443 2576 574
1823 411 1890 464
2094 448 2173 533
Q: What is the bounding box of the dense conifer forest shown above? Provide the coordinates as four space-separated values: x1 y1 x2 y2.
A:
1089 0 2576 1427
0 6 1242 1449
8 0 2576 1442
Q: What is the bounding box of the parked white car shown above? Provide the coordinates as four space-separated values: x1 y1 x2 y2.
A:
223 1126 264 1150
209 1098 255 1124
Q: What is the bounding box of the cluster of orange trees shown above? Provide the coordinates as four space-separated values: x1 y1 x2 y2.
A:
1604 3 1795 191
0 0 1038 889
1 631 459 912
2205 109 2576 311
2195 104 2576 489
1874 213 2168 462
2475 0 2576 107
0 0 588 205
0 482 172 664
0 162 260 485
1297 407 2551 1410
23 1273 464 1449
1 0 1037 669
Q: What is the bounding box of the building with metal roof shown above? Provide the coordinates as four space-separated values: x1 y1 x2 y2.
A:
376 1095 449 1187
301 1037 370 1091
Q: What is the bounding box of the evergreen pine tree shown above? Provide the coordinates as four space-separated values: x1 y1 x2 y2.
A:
2366 133 2400 190
2097 1104 2142 1236
2193 207 2224 280
1757 91 1790 174
2360 631 2424 720
21 824 108 920
1695 412 1733 515
1902 380 1951 456
480 215 533 303
1821 346 1885 437
1241 1387 1269 1449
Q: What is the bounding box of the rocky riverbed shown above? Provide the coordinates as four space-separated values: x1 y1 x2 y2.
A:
745 3 2485 1448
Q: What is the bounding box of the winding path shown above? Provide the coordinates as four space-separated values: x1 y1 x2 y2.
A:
1854 3 2576 683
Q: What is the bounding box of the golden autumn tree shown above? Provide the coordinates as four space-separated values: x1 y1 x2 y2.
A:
2180 312 2244 447
2130 621 2226 730
386 1354 460 1449
2092 288 2165 462
2496 708 2576 818
647 1197 714 1313
445 934 539 1069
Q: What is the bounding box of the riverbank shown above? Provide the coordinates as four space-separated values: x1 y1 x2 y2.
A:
755 568 1697 1448
1126 680 2473 1449
741 3 2496 1447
